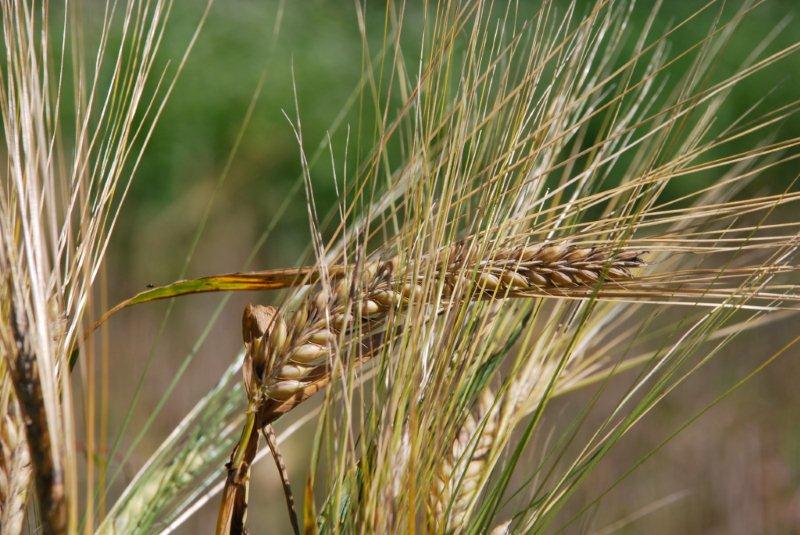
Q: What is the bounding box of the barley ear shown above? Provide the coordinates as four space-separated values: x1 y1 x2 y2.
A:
7 300 66 534
0 402 31 535
428 390 499 532
254 243 645 426
221 243 645 533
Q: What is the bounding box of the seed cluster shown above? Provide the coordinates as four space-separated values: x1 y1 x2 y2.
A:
243 258 400 407
475 243 644 290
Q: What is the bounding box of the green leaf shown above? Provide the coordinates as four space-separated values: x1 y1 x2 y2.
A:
96 266 341 327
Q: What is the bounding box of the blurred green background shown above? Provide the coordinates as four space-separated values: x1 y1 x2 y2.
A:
101 1 800 533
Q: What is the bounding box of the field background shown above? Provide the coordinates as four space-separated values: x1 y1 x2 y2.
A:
95 1 800 532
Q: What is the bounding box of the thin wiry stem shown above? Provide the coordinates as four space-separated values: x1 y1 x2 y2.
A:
262 425 300 535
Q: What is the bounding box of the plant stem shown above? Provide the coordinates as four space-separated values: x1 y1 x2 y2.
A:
216 403 259 535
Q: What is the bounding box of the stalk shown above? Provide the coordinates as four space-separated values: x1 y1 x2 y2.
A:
216 405 259 535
